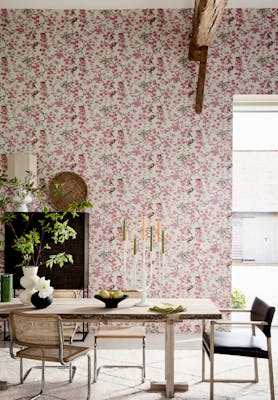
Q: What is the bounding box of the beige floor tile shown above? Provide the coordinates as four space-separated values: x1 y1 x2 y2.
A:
0 332 277 399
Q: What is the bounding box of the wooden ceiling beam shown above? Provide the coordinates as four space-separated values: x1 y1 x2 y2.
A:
193 0 227 47
195 46 208 114
189 0 227 113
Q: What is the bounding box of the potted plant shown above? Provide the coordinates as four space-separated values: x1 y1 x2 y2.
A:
0 172 92 304
231 288 247 309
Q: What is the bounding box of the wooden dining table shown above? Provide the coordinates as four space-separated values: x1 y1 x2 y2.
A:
0 297 221 398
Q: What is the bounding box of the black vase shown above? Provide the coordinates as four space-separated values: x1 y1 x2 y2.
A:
31 292 53 309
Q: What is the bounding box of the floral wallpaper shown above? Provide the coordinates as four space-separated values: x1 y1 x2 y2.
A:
0 8 277 332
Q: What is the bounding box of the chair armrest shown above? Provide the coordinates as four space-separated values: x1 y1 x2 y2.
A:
211 320 267 326
220 308 251 313
201 315 266 333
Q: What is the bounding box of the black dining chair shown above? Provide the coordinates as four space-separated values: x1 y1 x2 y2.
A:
202 297 275 400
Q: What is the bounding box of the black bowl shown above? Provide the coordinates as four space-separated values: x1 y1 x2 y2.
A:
94 294 128 308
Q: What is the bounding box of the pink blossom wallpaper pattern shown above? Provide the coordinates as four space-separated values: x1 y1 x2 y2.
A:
0 8 277 331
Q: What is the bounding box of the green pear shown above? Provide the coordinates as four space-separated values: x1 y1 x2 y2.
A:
112 290 124 299
99 289 110 299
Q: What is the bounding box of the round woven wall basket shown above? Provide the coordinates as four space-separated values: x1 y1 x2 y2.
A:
48 171 88 211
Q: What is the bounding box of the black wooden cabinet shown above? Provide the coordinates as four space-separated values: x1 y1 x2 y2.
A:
4 212 89 290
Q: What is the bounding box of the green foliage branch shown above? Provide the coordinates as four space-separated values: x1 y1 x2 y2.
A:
0 172 92 269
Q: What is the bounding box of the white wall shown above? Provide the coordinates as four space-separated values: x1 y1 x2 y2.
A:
233 214 278 264
232 265 278 325
233 151 278 212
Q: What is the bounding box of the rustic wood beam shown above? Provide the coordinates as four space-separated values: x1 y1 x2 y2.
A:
189 0 227 113
195 46 208 114
188 42 202 62
194 0 227 46
191 0 227 47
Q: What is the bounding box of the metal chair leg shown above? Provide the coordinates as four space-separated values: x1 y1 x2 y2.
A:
201 346 205 381
69 362 73 383
87 354 92 400
142 337 146 383
68 337 74 383
41 360 45 392
67 363 77 383
93 337 97 382
20 358 23 384
30 392 43 400
28 360 45 400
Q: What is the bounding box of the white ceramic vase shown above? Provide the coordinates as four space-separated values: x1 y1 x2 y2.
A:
19 266 39 305
13 190 33 212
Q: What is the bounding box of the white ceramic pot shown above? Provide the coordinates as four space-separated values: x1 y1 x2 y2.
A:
19 266 39 305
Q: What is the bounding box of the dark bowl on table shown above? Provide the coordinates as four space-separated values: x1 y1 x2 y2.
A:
94 294 128 308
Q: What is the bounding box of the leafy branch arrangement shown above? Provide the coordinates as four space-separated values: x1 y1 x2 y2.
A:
0 172 92 269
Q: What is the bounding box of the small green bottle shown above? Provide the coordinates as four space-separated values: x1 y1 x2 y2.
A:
1 274 13 302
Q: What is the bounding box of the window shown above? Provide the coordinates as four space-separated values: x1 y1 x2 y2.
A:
233 95 278 263
232 95 278 322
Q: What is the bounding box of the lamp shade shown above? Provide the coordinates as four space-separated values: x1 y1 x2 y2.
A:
7 153 37 188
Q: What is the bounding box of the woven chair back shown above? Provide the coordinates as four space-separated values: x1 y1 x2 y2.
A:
53 289 78 299
122 290 141 299
9 311 62 347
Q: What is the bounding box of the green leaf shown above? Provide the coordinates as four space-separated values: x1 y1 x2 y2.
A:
67 254 73 264
45 252 74 269
21 213 29 222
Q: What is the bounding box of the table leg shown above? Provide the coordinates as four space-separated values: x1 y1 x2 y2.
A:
165 318 175 398
150 319 188 398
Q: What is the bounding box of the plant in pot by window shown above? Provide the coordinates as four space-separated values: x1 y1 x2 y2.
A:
0 172 92 305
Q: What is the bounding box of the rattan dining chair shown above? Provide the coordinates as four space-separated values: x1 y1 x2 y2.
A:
93 290 146 383
53 289 78 343
9 311 92 400
202 297 276 400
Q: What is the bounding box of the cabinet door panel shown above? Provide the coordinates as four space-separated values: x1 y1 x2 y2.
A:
4 212 89 289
